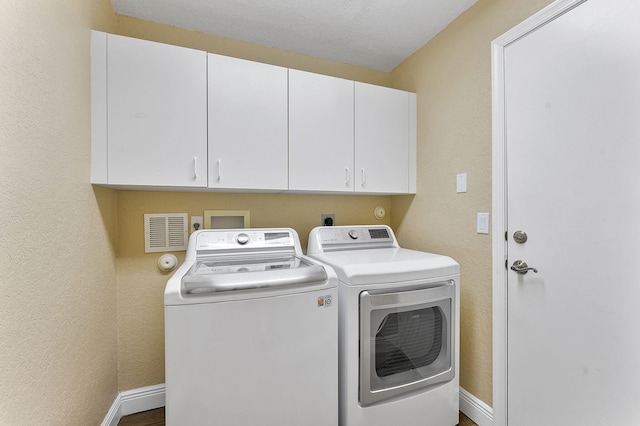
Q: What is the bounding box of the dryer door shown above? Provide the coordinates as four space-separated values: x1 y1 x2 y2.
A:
359 281 455 406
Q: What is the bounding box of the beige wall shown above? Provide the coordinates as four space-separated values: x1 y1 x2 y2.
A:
390 0 554 406
0 0 119 424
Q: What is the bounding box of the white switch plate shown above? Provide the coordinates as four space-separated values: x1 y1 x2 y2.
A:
477 213 490 234
456 173 467 193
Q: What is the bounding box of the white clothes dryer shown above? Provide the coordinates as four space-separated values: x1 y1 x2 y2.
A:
307 225 460 426
165 228 338 426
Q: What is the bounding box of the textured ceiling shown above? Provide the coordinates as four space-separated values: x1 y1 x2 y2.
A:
109 0 477 72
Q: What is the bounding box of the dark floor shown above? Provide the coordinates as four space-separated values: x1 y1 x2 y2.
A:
459 412 477 426
118 408 164 426
118 408 478 426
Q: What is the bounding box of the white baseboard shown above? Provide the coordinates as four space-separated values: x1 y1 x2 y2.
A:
460 387 493 426
102 384 491 426
101 384 166 426
101 394 122 426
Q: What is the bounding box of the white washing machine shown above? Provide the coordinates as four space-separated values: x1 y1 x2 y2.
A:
165 228 338 426
307 225 460 426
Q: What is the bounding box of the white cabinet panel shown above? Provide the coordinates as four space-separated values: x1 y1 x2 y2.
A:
208 54 288 190
289 70 354 192
355 83 413 194
91 31 108 184
104 33 207 187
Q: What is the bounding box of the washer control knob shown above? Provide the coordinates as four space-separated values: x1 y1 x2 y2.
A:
236 233 250 245
348 229 359 240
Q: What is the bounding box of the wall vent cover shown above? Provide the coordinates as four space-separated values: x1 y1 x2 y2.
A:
144 213 188 253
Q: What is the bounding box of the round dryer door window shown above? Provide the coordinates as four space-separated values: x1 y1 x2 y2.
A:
359 281 455 406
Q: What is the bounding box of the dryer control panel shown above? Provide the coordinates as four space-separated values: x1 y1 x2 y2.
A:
307 225 398 253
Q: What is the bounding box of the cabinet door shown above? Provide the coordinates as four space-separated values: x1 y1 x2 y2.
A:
355 83 413 194
106 34 207 187
289 70 354 192
208 54 288 190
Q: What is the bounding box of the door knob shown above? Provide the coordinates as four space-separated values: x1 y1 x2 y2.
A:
511 260 538 275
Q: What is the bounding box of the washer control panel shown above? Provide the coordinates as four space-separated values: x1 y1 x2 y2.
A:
194 229 297 253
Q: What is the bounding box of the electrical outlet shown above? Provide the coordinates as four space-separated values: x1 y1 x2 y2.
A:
321 214 335 226
191 216 203 233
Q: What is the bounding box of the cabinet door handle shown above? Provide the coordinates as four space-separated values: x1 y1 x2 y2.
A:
345 167 350 185
361 168 366 186
216 159 221 182
193 157 197 179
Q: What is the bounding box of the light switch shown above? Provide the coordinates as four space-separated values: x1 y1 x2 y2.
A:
456 173 467 193
477 213 490 234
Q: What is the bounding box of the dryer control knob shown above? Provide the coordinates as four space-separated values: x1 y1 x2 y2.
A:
348 229 359 240
236 233 250 245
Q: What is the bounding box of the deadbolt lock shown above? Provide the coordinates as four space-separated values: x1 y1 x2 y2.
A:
513 230 528 244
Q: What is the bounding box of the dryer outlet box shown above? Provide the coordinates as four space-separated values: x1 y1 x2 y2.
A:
191 216 203 233
321 214 335 226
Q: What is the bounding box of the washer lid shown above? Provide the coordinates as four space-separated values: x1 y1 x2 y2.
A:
182 255 327 294
309 247 459 285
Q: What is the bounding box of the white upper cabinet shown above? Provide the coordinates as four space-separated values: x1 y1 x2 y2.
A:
91 31 208 187
355 82 417 194
289 70 355 192
91 32 415 194
208 54 288 190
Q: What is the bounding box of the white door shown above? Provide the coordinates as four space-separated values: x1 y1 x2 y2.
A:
289 69 354 192
208 54 288 190
106 34 207 187
493 0 640 424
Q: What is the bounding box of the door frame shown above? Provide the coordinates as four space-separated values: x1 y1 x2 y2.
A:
490 1 587 425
